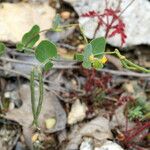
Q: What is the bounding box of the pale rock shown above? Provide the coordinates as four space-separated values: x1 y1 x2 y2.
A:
9 102 15 111
64 0 77 4
110 104 135 130
66 116 112 150
68 99 87 124
45 117 56 129
80 138 93 150
94 141 124 150
66 0 150 47
0 2 55 43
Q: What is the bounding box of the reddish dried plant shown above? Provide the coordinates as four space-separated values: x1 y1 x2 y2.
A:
83 69 112 92
117 95 134 106
122 121 150 150
81 0 127 46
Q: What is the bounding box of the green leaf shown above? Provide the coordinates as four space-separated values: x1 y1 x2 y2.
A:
44 61 53 71
90 37 106 56
22 25 40 48
16 42 24 51
0 42 6 56
52 14 61 30
35 40 57 62
83 44 93 61
82 61 91 69
74 53 83 61
92 59 103 69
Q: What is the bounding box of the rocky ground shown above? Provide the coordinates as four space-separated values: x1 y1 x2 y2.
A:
0 0 150 150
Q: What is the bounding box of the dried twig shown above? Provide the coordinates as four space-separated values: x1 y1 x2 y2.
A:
100 68 150 78
0 57 79 69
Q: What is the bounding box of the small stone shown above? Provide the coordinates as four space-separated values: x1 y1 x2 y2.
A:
45 118 56 129
80 138 93 150
9 102 15 111
61 11 71 20
77 44 85 52
32 133 39 142
94 141 124 150
68 99 87 125
4 92 11 99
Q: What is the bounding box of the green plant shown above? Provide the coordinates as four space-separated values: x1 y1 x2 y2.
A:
128 106 144 121
30 67 44 127
0 14 150 128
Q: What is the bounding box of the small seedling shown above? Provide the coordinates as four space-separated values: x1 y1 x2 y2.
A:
128 106 144 121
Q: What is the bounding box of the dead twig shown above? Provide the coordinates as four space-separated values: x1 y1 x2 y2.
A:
0 57 79 69
100 68 150 78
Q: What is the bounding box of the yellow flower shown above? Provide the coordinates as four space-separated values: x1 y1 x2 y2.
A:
88 54 95 62
99 55 107 64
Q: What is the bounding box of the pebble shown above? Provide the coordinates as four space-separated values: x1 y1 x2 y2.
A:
61 11 71 19
80 138 93 150
95 141 124 150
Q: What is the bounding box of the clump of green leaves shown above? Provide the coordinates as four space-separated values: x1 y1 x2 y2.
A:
128 100 150 121
128 106 144 121
75 37 107 69
16 25 57 72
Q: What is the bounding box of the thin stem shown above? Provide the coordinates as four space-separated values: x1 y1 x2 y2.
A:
30 68 37 126
30 67 44 127
0 57 78 69
114 49 150 73
79 26 88 44
125 59 150 73
23 48 35 53
0 57 37 66
125 122 150 143
24 23 78 48
94 51 116 57
119 0 136 17
36 68 44 118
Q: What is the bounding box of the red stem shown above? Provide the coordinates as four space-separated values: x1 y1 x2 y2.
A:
125 122 150 143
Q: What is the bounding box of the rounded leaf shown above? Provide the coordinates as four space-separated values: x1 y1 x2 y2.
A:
22 25 40 48
74 53 83 61
44 61 53 72
83 44 93 61
35 40 57 62
82 61 91 69
90 37 106 56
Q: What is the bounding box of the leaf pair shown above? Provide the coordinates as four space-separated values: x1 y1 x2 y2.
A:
16 25 57 71
75 37 106 69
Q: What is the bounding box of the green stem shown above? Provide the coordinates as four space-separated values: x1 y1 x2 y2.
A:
94 51 116 57
114 49 150 73
35 68 44 118
79 26 88 44
30 68 37 126
125 59 150 73
30 67 44 128
23 48 35 53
